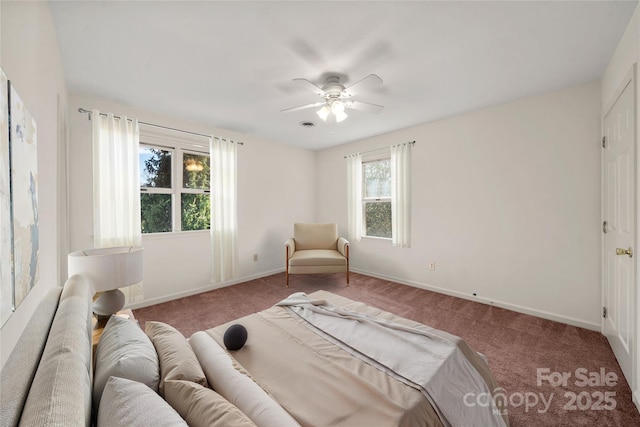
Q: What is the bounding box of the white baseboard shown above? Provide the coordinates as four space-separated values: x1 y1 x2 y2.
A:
126 268 285 310
128 266 600 331
351 268 601 332
634 389 640 414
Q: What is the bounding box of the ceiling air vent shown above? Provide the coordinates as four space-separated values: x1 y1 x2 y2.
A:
299 121 315 128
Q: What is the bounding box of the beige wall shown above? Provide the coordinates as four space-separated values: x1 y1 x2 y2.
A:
67 93 317 307
0 1 69 368
317 80 602 330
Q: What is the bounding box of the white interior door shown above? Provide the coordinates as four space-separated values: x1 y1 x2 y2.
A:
603 72 635 386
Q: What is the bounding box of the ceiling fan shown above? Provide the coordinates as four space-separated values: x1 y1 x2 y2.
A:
282 74 384 123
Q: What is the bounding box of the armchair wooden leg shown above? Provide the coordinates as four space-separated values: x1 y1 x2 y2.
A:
285 247 289 287
346 245 349 286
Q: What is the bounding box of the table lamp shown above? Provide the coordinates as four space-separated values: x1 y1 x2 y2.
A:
68 246 143 317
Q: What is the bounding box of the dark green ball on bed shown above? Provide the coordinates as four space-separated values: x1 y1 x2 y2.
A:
223 324 248 351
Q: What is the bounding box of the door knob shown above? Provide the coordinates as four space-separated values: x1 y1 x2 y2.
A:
616 247 633 257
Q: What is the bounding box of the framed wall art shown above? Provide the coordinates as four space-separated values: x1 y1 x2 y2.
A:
0 68 11 326
8 80 39 311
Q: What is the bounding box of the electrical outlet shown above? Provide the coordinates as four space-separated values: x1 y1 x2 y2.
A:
253 254 258 261
428 262 435 270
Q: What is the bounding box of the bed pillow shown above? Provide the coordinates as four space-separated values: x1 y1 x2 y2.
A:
223 324 248 351
98 376 187 427
145 321 208 395
164 380 257 427
93 315 160 414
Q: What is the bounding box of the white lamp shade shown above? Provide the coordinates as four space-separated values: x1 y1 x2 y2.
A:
331 100 345 114
68 246 144 294
316 105 330 121
335 110 348 122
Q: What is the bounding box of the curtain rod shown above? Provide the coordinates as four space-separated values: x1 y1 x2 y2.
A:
344 140 415 158
77 108 244 145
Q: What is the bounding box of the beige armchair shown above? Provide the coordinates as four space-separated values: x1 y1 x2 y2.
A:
285 223 350 287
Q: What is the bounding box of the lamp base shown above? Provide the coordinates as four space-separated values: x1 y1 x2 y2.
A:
93 289 126 317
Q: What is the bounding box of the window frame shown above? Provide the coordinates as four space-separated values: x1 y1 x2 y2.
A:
179 149 211 232
361 155 392 240
139 132 210 234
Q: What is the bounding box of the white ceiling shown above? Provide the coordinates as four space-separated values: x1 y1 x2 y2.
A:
50 1 637 150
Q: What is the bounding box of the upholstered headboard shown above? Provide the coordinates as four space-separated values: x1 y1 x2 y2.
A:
0 274 93 427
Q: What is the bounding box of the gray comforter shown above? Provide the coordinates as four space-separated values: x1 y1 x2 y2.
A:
277 292 507 427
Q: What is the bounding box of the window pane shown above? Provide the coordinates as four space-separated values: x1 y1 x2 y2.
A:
140 146 172 188
365 201 392 238
181 193 210 231
183 153 210 190
364 160 391 198
141 193 172 233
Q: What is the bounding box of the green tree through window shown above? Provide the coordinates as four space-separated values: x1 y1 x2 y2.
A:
140 145 210 233
363 159 392 238
181 152 210 231
142 148 171 188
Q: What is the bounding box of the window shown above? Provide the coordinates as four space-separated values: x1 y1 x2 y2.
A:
347 142 412 246
362 158 392 238
139 141 210 233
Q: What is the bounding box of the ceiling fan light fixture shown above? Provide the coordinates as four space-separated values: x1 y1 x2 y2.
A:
331 100 345 115
316 105 330 121
318 99 348 122
283 74 383 124
335 110 348 123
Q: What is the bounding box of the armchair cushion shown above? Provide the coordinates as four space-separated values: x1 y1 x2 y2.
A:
289 250 348 267
294 223 338 250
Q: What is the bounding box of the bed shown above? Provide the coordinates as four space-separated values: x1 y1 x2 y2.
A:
0 276 508 427
190 290 509 427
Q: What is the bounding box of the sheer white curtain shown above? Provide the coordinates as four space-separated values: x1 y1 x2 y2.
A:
210 137 238 283
92 109 143 302
391 142 412 247
346 153 363 242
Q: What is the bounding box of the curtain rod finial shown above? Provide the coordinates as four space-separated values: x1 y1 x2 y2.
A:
78 107 92 120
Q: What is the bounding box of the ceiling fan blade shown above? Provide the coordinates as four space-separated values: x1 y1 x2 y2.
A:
345 100 384 114
343 74 383 97
292 78 326 97
281 101 325 113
